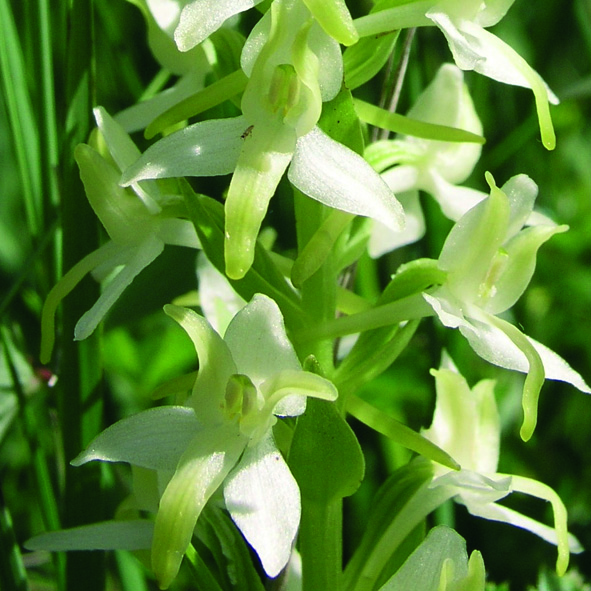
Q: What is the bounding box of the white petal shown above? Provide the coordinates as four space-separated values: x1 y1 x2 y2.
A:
196 252 247 335
529 337 591 394
71 406 200 471
426 296 591 393
163 304 236 423
368 191 425 257
157 218 201 248
289 127 405 231
120 116 247 185
425 174 486 220
224 433 300 577
175 0 261 51
224 294 300 385
25 520 153 551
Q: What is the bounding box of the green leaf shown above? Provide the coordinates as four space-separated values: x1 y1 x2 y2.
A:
333 319 418 398
343 459 436 591
344 31 399 90
197 505 266 591
0 0 42 238
0 501 28 591
318 85 365 154
290 398 364 503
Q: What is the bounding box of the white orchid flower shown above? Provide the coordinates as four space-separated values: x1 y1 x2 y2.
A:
40 107 200 363
354 0 558 149
421 358 583 576
423 173 590 440
365 63 484 256
122 0 404 279
142 0 358 52
58 294 336 588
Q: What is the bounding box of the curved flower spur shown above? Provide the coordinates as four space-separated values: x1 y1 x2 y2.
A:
121 0 404 280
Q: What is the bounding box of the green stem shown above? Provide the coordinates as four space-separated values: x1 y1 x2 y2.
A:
293 189 337 372
299 499 343 591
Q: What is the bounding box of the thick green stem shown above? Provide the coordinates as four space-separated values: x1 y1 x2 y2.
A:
299 499 343 591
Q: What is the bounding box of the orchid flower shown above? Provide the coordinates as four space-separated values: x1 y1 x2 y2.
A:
423 173 591 441
365 63 484 256
40 107 200 363
113 0 216 133
421 358 583 576
379 525 485 591
122 0 404 280
145 0 358 52
354 0 558 149
54 294 337 588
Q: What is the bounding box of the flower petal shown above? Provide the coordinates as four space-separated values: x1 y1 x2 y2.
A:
40 241 122 363
196 252 246 335
289 126 405 231
423 368 499 473
174 0 262 52
224 432 300 577
120 116 247 185
164 304 236 423
427 12 557 149
302 0 358 46
261 368 338 419
71 406 200 471
224 294 300 384
368 191 426 257
152 424 247 589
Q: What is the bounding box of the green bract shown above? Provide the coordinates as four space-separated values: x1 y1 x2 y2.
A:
60 294 337 588
424 173 590 440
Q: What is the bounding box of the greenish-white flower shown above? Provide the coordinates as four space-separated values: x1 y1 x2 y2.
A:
354 0 558 149
422 357 583 576
423 173 590 441
40 107 200 363
142 0 358 52
60 294 337 588
122 0 404 279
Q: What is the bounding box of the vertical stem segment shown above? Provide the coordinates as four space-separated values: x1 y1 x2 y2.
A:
299 499 343 591
59 1 104 590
